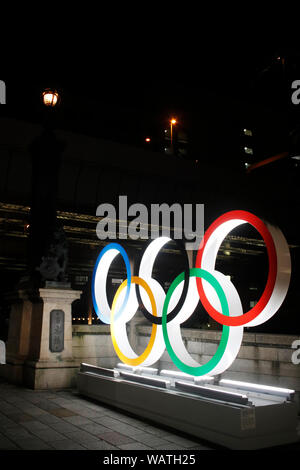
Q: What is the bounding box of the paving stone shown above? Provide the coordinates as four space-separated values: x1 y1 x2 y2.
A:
72 397 94 406
104 409 131 419
98 431 136 446
8 412 35 424
0 414 16 428
74 404 108 417
21 405 49 417
48 421 80 434
64 430 100 444
67 406 99 418
109 422 146 438
80 422 110 436
35 413 62 425
13 437 52 450
104 413 149 430
81 402 108 413
22 390 42 403
38 392 58 400
163 433 200 447
2 425 32 440
10 399 31 409
36 400 63 411
146 428 175 438
49 439 87 450
0 433 19 450
63 415 93 426
60 402 83 411
50 397 72 406
55 391 76 399
132 431 170 448
2 394 25 404
1 402 18 415
49 407 77 417
155 443 187 450
109 414 148 428
21 420 50 432
81 439 117 450
31 428 65 442
118 442 153 450
93 416 126 431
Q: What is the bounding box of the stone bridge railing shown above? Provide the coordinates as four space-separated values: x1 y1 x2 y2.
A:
72 324 300 403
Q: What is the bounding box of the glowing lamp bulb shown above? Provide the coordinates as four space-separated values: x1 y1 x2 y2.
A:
42 89 60 107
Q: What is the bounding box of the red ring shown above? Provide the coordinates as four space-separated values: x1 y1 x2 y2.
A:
195 211 277 327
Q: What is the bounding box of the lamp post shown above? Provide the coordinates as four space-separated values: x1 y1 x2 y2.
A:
27 88 68 287
170 118 177 154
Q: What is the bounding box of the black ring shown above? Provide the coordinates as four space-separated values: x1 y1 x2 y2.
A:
135 238 190 325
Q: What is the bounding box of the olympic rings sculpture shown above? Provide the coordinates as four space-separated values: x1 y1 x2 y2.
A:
92 210 291 376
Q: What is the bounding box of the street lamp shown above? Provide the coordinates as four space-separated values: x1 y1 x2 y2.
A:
170 118 177 147
26 88 67 287
42 89 60 107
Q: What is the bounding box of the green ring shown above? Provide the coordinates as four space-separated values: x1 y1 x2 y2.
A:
162 267 230 376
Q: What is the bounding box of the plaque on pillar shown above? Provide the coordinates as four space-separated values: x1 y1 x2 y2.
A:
0 340 5 364
49 309 64 353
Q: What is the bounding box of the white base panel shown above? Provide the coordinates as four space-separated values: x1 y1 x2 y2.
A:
77 367 299 450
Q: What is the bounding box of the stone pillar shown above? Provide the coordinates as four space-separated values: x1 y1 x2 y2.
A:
2 289 34 384
1 287 82 389
24 288 81 389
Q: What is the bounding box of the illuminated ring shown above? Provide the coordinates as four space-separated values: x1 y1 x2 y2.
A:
196 210 278 327
92 243 131 324
111 276 157 366
162 268 230 376
136 238 190 325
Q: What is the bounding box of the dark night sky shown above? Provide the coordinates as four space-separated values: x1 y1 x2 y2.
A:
4 45 300 109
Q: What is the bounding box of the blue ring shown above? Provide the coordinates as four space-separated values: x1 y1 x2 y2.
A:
92 243 131 324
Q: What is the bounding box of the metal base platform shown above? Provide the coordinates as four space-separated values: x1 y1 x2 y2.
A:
77 363 299 450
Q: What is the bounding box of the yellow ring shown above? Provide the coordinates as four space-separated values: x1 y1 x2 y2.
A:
110 276 157 366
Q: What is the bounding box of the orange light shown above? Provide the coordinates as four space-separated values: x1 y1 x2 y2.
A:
170 119 177 125
42 89 60 107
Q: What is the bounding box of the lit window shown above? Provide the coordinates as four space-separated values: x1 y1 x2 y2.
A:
243 128 253 137
244 147 253 155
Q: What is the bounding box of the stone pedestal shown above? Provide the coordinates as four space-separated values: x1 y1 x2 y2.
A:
1 287 81 389
2 289 34 384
